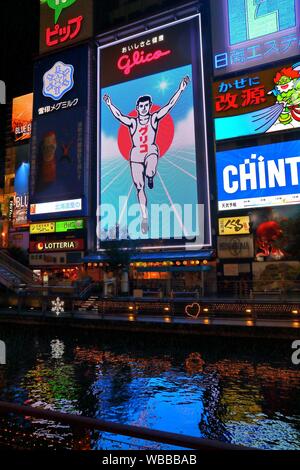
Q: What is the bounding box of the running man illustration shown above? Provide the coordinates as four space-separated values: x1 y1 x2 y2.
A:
103 76 190 234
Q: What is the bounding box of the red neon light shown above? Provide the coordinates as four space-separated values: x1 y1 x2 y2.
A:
46 15 83 47
117 49 171 76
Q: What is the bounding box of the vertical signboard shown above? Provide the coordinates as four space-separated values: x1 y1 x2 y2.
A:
30 45 89 219
40 0 93 54
12 93 33 142
97 15 211 247
14 145 30 227
211 0 300 76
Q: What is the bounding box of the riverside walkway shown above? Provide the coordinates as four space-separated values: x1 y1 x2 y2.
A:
0 306 299 339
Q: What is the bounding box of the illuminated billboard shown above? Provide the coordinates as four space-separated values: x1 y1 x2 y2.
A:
30 199 82 216
211 0 300 76
30 238 84 253
217 140 300 211
40 0 93 53
214 61 300 140
12 93 33 141
14 145 30 227
97 15 211 246
30 219 84 234
218 216 250 235
30 45 89 219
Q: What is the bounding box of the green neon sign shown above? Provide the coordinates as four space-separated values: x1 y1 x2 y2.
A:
41 0 78 24
55 219 84 233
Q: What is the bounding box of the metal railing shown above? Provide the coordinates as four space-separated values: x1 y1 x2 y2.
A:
216 279 300 301
0 250 39 286
0 401 254 451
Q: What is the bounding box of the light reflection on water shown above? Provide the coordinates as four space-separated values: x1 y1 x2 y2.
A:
0 325 299 450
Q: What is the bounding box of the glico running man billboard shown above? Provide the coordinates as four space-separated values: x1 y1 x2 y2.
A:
211 0 300 76
217 140 300 211
97 15 210 246
30 45 89 220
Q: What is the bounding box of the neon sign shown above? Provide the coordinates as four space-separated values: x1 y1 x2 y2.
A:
214 62 300 140
30 238 84 253
211 0 300 75
228 0 296 45
117 49 171 76
217 140 300 210
46 15 83 47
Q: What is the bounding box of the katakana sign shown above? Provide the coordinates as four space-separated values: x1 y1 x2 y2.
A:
40 0 93 54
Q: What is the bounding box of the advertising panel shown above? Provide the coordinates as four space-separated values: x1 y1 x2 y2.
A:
30 45 89 219
14 145 30 227
30 222 55 234
8 231 29 251
214 61 300 140
217 235 254 259
217 140 300 211
248 205 300 260
12 94 33 141
97 15 210 247
211 0 300 76
30 238 85 253
30 218 84 234
40 0 93 54
218 216 250 235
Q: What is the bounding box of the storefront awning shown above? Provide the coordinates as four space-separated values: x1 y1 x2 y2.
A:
84 250 215 263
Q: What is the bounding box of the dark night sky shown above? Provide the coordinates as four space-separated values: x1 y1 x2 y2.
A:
0 1 39 101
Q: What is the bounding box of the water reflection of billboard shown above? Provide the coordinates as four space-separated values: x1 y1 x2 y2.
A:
211 0 300 76
217 140 300 211
214 61 300 141
12 93 33 141
98 16 210 245
30 45 89 219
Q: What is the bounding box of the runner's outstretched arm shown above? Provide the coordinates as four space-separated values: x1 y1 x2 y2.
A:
103 94 133 127
156 76 190 121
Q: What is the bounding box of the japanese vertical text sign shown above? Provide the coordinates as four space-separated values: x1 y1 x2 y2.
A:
40 0 93 54
97 15 211 247
217 140 300 211
30 45 89 220
211 0 300 76
214 61 300 140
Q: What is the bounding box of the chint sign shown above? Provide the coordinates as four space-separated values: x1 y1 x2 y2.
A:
40 0 93 54
211 0 300 76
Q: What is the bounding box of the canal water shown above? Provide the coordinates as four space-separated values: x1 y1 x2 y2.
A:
0 324 299 450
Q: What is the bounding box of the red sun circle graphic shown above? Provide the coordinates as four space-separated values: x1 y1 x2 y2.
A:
117 105 175 161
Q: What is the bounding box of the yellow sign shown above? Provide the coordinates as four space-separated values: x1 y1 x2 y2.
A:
218 216 250 236
30 222 55 234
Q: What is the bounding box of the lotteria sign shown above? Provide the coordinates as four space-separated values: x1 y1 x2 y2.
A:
217 140 300 211
30 238 84 253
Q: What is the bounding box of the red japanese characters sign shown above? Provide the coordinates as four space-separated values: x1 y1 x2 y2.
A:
40 0 93 54
213 61 300 140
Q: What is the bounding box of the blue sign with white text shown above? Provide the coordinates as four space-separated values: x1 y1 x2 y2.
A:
217 140 300 211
